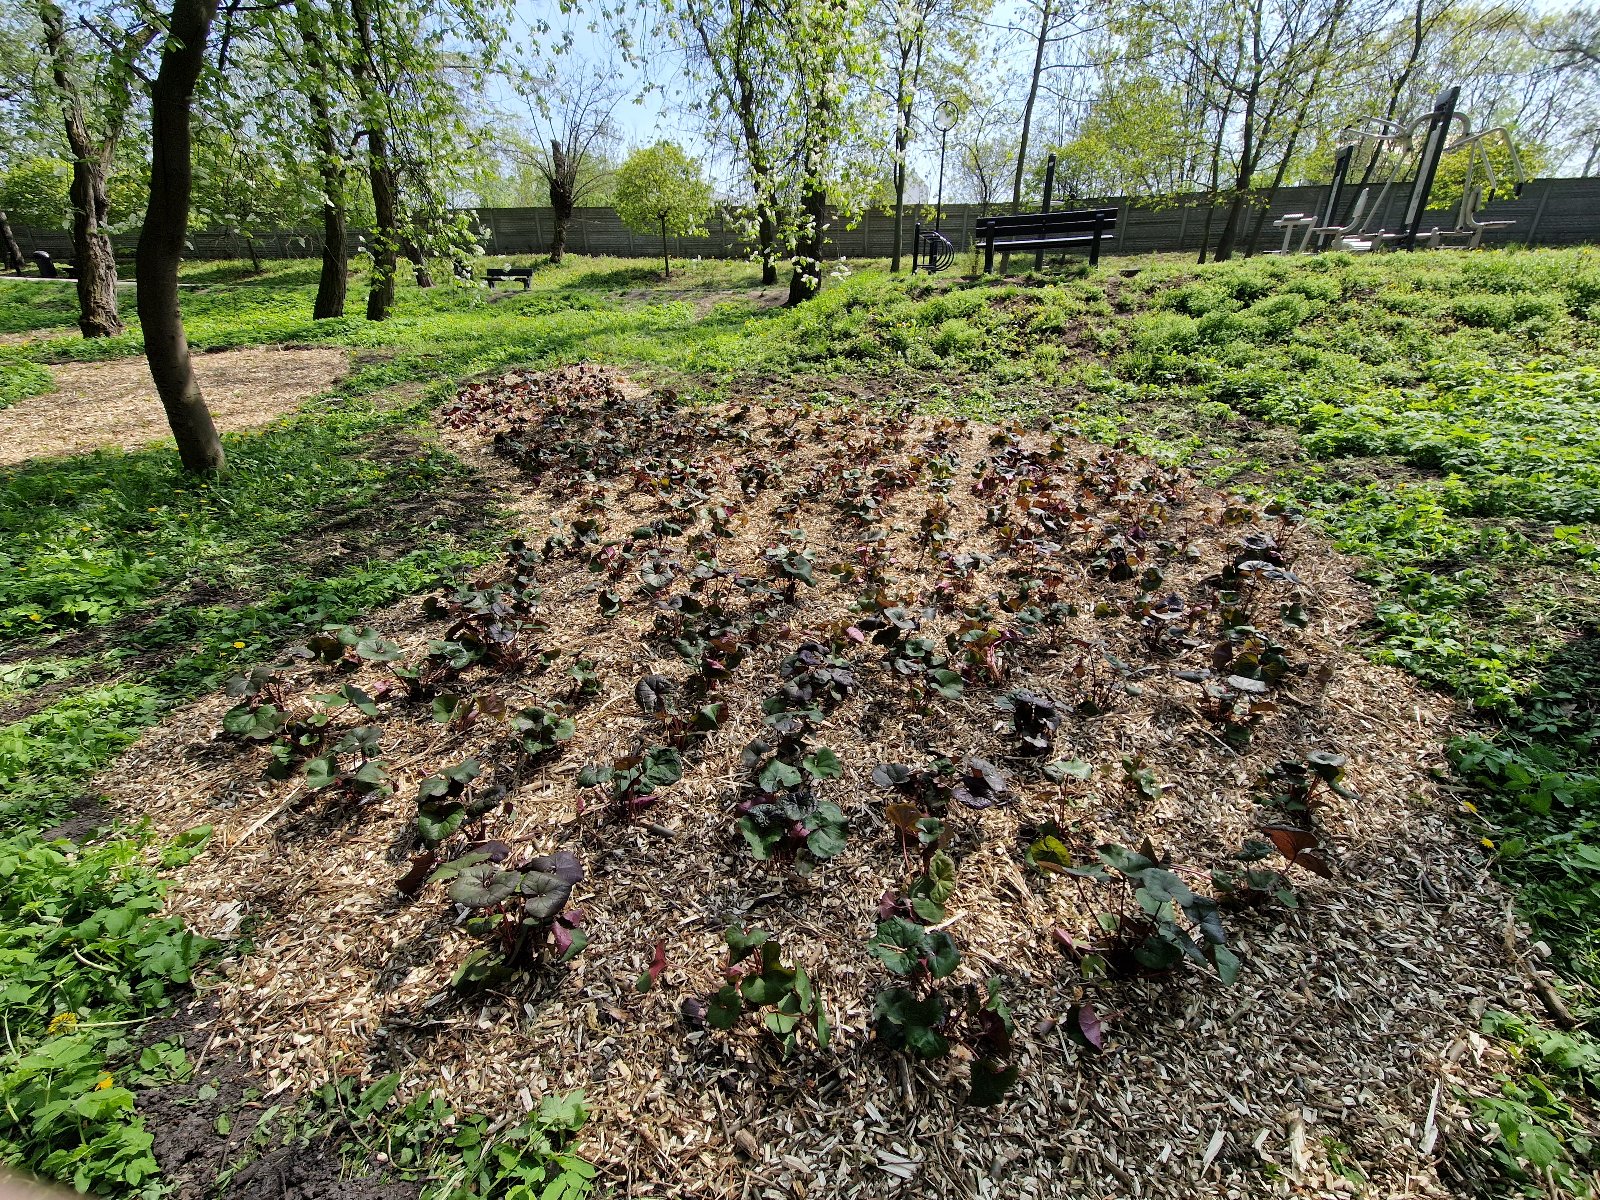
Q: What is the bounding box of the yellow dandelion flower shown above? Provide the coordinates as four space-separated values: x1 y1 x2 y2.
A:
47 1012 78 1035
28 614 42 622
1481 837 1496 850
232 641 245 649
94 1073 114 1091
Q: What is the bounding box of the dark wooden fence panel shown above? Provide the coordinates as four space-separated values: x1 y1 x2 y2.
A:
9 177 1597 267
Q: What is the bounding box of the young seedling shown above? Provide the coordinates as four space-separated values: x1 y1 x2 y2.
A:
414 758 489 848
736 739 848 872
429 847 587 988
691 926 829 1056
576 746 684 820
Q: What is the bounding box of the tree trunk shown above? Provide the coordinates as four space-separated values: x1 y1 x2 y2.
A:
314 167 348 318
350 0 397 321
660 214 671 278
757 206 777 285
549 138 573 263
787 183 825 306
890 127 909 273
137 0 226 475
40 0 124 338
0 212 22 273
403 237 433 287
1010 0 1053 214
296 0 348 318
67 158 123 336
365 137 397 321
1213 78 1261 262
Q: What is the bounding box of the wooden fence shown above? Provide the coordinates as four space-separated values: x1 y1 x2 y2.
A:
10 176 1599 265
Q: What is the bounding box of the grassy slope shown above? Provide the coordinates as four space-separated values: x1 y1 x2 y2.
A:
1 247 1597 1195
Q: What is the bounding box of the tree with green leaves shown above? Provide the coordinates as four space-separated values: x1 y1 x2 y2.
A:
0 156 71 228
666 0 792 283
614 141 711 278
138 0 227 474
35 0 154 336
874 0 987 271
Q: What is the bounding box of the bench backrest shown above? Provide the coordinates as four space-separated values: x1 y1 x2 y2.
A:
975 207 1118 235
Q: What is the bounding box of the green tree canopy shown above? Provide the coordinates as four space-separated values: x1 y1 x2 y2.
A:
0 156 71 227
613 141 712 276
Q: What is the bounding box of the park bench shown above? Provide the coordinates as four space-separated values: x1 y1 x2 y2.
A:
485 266 533 291
976 206 1118 273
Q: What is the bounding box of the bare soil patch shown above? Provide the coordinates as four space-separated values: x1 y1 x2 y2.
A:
102 365 1524 1199
0 346 348 466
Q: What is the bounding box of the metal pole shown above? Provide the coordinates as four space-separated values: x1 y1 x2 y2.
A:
936 130 947 232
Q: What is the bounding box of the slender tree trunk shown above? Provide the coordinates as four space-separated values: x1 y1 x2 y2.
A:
313 154 349 318
403 237 433 287
0 212 22 273
1214 76 1262 262
660 214 671 277
138 0 226 475
1360 0 1426 188
889 32 923 274
757 205 777 285
365 137 397 320
350 0 397 321
891 124 911 273
1010 0 1054 214
549 140 573 263
40 0 123 337
1196 98 1232 263
296 0 348 318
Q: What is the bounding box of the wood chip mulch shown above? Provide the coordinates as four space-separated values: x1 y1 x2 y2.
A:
99 365 1529 1198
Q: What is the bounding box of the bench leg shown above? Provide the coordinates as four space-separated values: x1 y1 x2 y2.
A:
984 234 994 275
1088 232 1101 268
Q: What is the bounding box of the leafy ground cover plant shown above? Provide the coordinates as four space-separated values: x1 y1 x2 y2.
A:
427 846 587 988
735 738 848 869
867 917 1017 1105
1045 840 1241 984
576 746 684 820
685 926 830 1056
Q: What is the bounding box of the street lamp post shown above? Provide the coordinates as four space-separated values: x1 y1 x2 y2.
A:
932 99 958 232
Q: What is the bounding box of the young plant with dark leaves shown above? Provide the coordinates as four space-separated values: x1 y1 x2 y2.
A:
301 726 393 801
1052 840 1241 984
687 927 830 1055
428 847 587 988
995 689 1060 755
576 747 684 820
414 758 493 849
868 919 1019 1104
736 739 848 871
511 704 576 758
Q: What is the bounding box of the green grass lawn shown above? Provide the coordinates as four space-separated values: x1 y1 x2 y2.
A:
2 245 1599 1197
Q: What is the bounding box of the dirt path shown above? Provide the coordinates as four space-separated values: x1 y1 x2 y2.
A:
0 346 348 467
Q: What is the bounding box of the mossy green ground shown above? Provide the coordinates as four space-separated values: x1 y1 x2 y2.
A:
2 246 1598 1196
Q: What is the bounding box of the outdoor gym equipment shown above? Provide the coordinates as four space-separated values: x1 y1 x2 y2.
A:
1273 87 1526 253
911 100 960 273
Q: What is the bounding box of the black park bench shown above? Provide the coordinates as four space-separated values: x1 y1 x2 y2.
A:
976 206 1118 273
485 266 534 291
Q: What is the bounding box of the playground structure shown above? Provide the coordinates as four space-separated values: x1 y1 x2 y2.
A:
1274 86 1527 253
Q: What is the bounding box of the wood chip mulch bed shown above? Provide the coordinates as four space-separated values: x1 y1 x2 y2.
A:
102 365 1530 1198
